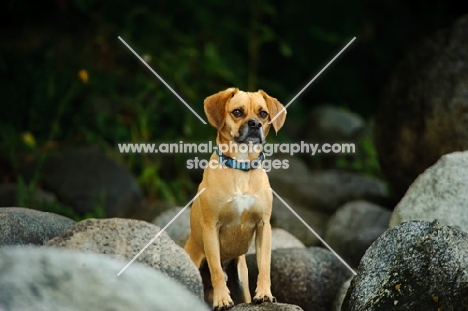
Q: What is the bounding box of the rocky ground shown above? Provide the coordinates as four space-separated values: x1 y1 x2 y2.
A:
2 150 468 310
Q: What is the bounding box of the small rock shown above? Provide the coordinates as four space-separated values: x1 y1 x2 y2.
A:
271 197 329 246
305 104 365 143
45 218 203 299
247 248 353 311
152 206 191 247
342 220 468 310
269 170 388 213
21 147 143 217
247 228 305 254
0 207 75 246
324 200 391 267
129 200 177 222
0 246 209 311
266 155 309 179
231 302 304 311
390 151 468 233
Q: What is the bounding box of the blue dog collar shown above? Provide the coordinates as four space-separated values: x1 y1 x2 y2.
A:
215 147 265 171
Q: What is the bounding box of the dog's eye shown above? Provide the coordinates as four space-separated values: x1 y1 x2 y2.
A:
259 111 268 119
232 109 243 118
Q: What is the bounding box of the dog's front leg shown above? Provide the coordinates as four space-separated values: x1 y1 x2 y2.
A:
203 224 234 310
253 220 276 304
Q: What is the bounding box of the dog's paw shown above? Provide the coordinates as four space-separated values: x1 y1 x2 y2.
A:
213 300 234 311
212 289 234 311
213 304 234 311
253 291 276 304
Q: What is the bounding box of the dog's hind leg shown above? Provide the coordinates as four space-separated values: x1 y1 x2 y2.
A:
184 236 205 268
237 255 251 303
199 260 214 306
224 256 250 305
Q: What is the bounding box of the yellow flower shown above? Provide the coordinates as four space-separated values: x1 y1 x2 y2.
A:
22 132 36 148
78 69 89 83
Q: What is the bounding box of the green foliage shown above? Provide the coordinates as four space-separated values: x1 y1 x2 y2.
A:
82 192 107 220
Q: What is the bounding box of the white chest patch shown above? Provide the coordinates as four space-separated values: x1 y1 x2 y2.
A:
228 188 256 213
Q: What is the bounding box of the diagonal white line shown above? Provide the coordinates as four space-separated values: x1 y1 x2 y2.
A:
271 188 357 276
269 36 356 125
117 187 206 276
118 36 207 125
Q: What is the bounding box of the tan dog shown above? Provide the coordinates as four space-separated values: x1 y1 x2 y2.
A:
184 88 286 310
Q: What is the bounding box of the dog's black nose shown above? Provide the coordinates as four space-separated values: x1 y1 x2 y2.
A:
248 119 262 128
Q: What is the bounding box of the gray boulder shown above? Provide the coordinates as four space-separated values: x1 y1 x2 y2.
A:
342 220 468 310
269 170 388 213
375 14 468 196
247 228 305 254
390 151 468 233
0 246 209 311
231 303 304 311
271 197 329 246
45 218 203 299
152 206 191 247
130 200 177 222
21 147 143 217
324 200 391 267
247 248 353 311
305 104 365 143
331 278 351 311
266 154 309 179
293 104 368 170
0 207 75 246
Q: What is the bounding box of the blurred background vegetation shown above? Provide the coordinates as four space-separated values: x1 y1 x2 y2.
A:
1 0 468 217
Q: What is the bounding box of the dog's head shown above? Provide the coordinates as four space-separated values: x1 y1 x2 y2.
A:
204 88 286 145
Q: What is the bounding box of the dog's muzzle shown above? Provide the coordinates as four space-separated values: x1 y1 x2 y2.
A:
235 119 264 144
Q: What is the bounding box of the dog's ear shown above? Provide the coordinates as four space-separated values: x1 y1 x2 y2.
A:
259 90 286 134
204 88 239 129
